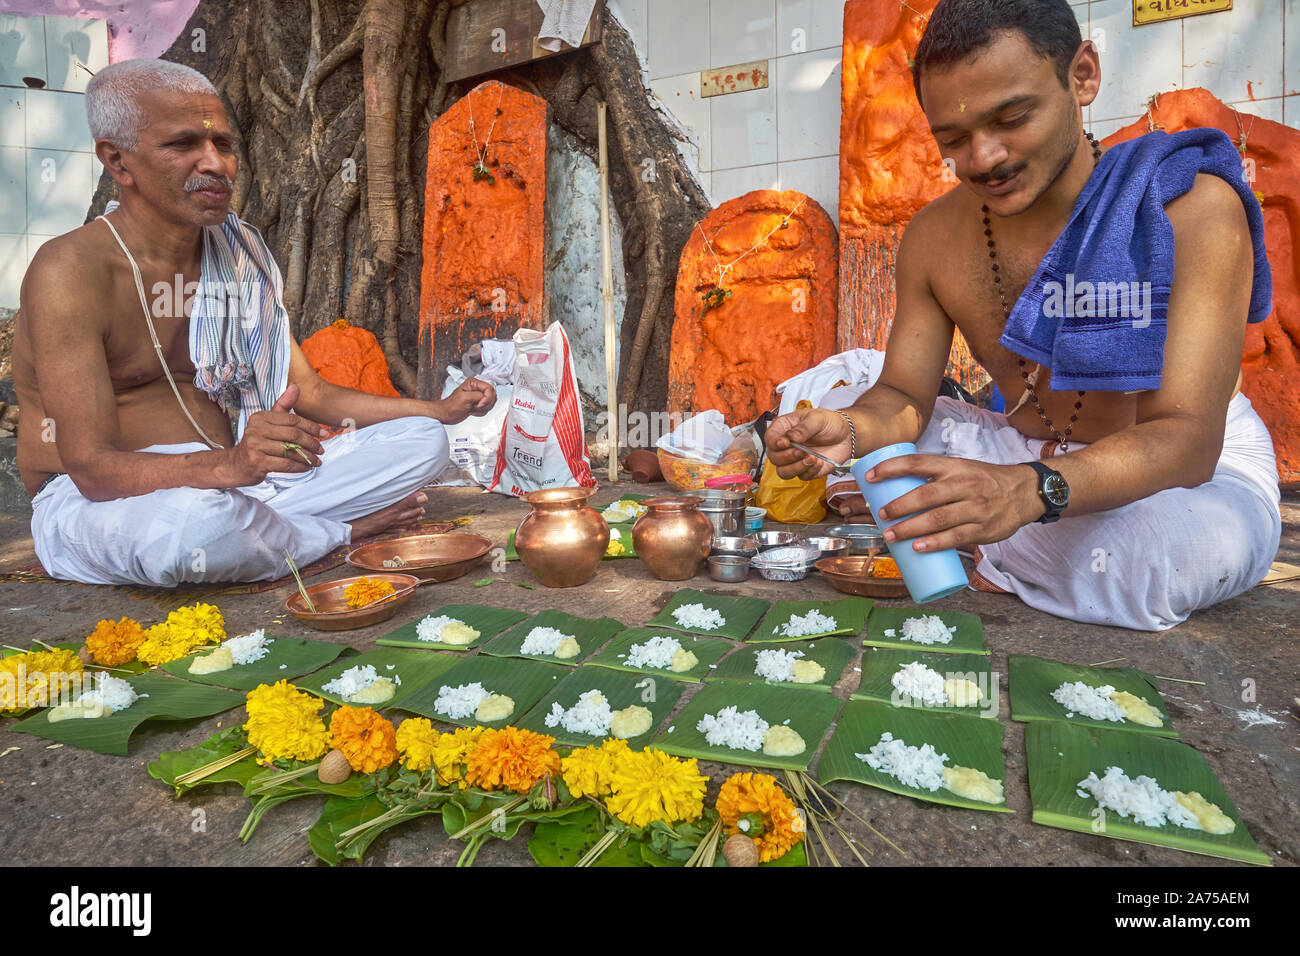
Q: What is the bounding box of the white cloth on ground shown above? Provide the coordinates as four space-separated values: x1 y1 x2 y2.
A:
889 393 1280 631
30 416 449 587
536 0 597 51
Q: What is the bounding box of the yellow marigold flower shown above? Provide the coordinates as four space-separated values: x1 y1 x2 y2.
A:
396 717 439 772
465 726 561 793
561 738 631 799
605 748 707 829
136 603 225 667
0 648 84 712
330 705 398 773
85 617 146 667
343 577 396 609
243 680 330 763
432 726 484 788
716 771 804 863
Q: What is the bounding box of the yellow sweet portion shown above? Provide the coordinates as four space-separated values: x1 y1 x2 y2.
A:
791 659 826 684
188 646 234 675
605 540 626 557
48 702 107 722
762 725 806 756
1174 791 1235 834
669 648 700 673
609 705 653 739
348 677 396 705
475 694 515 722
554 638 581 660
944 678 983 708
1112 691 1163 727
439 623 481 646
942 766 1005 804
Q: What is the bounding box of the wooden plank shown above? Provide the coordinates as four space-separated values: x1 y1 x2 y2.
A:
701 60 769 98
443 0 603 84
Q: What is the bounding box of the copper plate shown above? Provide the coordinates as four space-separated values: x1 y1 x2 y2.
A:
346 533 493 584
815 556 909 598
282 573 419 631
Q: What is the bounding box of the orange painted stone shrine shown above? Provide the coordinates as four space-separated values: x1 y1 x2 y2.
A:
1106 90 1300 483
417 81 547 395
668 190 839 423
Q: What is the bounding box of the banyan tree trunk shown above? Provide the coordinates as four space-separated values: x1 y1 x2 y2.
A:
87 0 707 415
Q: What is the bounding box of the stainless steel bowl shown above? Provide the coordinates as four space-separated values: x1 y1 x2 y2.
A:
711 535 760 558
802 535 849 558
707 555 750 583
826 524 886 556
753 530 796 550
751 544 819 581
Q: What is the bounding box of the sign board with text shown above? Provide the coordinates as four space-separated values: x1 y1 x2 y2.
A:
1133 0 1231 26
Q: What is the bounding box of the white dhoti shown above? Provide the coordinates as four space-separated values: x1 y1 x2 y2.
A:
30 416 449 587
831 394 1281 632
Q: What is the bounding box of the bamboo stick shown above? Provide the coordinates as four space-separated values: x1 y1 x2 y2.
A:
597 100 618 483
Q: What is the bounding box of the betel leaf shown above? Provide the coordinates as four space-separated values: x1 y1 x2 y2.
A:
706 638 855 693
818 700 1013 813
147 725 260 796
529 806 648 867
1025 721 1269 866
307 793 436 866
584 628 734 684
479 609 625 667
852 647 998 717
377 604 530 651
651 680 843 773
750 597 872 644
862 606 987 655
1008 654 1176 738
644 589 771 641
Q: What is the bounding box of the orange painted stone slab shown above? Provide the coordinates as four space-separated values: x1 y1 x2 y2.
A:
669 190 838 423
1105 89 1299 482
837 0 985 392
417 81 547 397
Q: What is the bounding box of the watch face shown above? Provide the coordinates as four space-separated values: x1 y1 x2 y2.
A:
1043 473 1070 507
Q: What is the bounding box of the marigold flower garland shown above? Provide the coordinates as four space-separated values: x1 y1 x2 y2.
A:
85 618 147 667
465 726 562 793
0 647 84 712
343 577 396 609
136 603 226 667
329 705 398 773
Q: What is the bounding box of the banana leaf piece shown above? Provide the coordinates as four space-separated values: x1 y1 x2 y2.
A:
160 636 349 691
584 628 733 683
643 589 771 641
12 672 243 756
863 606 987 655
308 792 445 865
516 665 683 749
396 655 568 728
651 680 843 772
852 647 998 717
148 725 260 796
705 638 855 693
295 647 460 710
376 604 530 651
750 597 872 643
1008 654 1176 738
818 700 1013 813
479 609 624 666
1025 721 1269 865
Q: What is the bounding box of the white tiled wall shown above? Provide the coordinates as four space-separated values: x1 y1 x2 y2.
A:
613 0 1299 229
0 13 107 309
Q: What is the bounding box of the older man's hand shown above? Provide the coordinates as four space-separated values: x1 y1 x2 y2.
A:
225 384 327 485
437 377 496 425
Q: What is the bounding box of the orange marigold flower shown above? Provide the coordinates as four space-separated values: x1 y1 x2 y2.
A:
343 577 396 609
716 771 804 863
464 726 561 793
329 705 398 773
85 617 147 667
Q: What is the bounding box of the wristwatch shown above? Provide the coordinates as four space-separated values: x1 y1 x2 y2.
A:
1024 460 1070 523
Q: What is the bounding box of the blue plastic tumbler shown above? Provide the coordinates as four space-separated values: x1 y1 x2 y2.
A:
850 442 968 603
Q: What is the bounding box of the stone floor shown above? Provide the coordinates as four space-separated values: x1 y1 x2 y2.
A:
1 482 1296 867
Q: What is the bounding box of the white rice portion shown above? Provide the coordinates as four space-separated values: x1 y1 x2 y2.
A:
671 603 726 631
73 675 146 713
415 615 468 643
433 682 492 720
696 706 770 751
753 648 804 682
625 635 683 669
225 630 273 666
1051 681 1126 722
900 615 954 645
856 731 948 791
544 690 613 736
519 626 577 656
322 664 383 698
779 610 838 638
890 661 949 707
1076 766 1202 830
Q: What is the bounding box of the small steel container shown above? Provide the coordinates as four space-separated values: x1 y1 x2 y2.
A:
695 487 747 537
710 535 760 558
707 555 751 583
826 524 886 556
801 535 849 559
753 530 796 551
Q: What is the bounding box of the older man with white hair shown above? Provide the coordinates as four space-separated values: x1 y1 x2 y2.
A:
11 59 494 586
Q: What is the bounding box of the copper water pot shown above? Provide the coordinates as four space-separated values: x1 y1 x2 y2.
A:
515 487 610 588
632 496 713 581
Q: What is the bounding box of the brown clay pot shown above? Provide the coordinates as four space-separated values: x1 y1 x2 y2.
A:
632 496 714 581
514 487 610 588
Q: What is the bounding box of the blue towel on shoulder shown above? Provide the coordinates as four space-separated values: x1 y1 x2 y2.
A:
999 128 1272 392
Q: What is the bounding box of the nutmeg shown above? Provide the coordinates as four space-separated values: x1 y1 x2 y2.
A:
317 748 351 785
722 833 759 867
